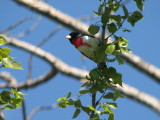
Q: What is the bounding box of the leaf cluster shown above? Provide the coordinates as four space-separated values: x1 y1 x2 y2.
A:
57 91 124 120
0 36 23 69
0 89 24 109
57 0 145 120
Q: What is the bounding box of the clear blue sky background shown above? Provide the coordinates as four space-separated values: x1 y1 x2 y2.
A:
0 0 160 120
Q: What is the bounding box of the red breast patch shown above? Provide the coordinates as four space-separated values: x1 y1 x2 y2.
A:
72 37 91 48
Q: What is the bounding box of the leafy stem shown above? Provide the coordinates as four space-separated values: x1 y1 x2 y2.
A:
90 93 96 119
105 18 127 41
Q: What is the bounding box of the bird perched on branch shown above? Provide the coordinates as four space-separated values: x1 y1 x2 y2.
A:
66 32 101 63
66 32 101 62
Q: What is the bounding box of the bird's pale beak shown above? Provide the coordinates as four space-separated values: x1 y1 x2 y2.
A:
65 35 71 39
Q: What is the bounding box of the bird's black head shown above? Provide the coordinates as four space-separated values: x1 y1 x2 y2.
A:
66 32 80 41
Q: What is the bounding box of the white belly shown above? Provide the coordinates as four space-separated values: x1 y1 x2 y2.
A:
78 46 96 58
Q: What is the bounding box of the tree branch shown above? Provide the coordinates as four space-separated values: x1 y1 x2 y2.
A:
0 35 159 115
115 84 160 115
27 94 80 120
13 0 160 84
121 52 160 84
0 72 17 85
0 17 32 34
14 0 90 35
0 68 57 90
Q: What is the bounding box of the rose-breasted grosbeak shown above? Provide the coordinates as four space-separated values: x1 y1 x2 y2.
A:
66 32 101 63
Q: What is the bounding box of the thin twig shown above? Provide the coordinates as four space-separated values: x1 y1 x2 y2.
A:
22 100 27 120
95 89 107 106
15 16 42 39
105 18 127 41
27 104 58 120
90 93 96 119
0 72 17 85
26 25 62 81
37 25 63 47
27 94 80 120
0 17 32 34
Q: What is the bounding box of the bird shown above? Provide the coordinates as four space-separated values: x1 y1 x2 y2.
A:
66 32 106 68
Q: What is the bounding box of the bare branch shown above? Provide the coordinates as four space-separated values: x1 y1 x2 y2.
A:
0 35 159 115
0 68 57 90
37 25 63 47
27 104 58 120
0 17 32 34
121 52 160 84
115 84 160 115
14 0 90 35
27 94 80 120
27 25 62 81
0 72 17 85
13 0 160 84
3 35 88 80
15 16 42 39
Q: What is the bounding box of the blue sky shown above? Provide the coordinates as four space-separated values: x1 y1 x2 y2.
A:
0 0 160 120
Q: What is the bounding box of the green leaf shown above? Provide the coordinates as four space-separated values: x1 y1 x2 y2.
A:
103 91 124 101
3 60 23 70
122 5 129 18
0 97 8 105
134 0 144 11
110 15 121 24
89 68 101 80
57 97 66 101
114 92 125 99
67 100 74 106
102 67 117 78
58 102 67 108
93 11 102 16
115 56 124 65
93 4 104 16
3 105 15 109
88 85 98 94
81 82 88 87
1 48 12 56
10 98 22 108
0 91 11 102
123 29 131 32
0 48 8 58
81 106 91 115
101 104 113 114
12 62 23 69
65 92 71 98
74 100 82 108
112 73 123 86
128 11 143 26
103 92 115 100
108 23 117 33
0 36 8 45
88 106 102 115
11 89 24 99
108 114 114 120
101 7 110 24
105 103 117 109
79 90 89 94
106 58 115 62
105 44 115 54
118 37 128 47
88 25 100 35
72 108 81 119
95 45 107 63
